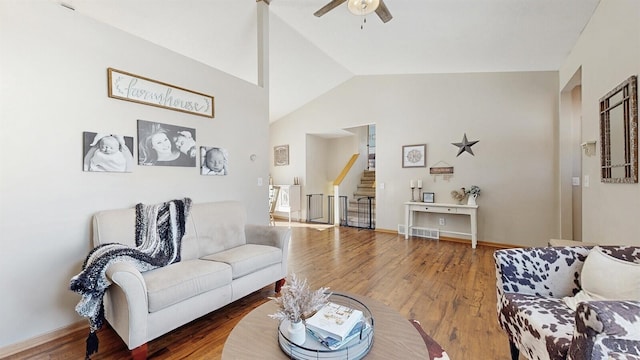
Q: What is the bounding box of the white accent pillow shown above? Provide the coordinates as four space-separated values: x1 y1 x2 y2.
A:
563 246 640 311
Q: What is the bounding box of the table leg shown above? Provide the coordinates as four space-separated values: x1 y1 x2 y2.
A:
470 212 477 249
404 205 410 239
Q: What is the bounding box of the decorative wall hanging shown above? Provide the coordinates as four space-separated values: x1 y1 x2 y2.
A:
430 160 455 175
402 144 426 168
82 132 134 173
274 145 290 166
108 68 214 118
200 146 229 175
429 161 454 182
137 120 197 167
452 133 479 157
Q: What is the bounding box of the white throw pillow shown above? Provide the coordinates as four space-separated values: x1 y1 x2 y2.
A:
563 246 640 311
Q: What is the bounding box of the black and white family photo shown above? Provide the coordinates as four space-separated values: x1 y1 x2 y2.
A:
137 120 197 167
83 132 134 173
200 146 229 175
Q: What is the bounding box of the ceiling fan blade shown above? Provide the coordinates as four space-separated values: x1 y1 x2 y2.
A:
375 0 393 23
314 0 347 17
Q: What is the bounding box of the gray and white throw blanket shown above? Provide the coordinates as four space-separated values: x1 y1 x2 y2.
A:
70 198 192 359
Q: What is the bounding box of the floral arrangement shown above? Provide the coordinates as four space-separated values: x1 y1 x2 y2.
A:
268 274 331 323
465 185 481 196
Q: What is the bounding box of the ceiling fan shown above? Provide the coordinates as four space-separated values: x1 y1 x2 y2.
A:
314 0 393 23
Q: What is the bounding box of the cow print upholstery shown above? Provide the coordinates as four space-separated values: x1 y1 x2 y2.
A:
494 246 640 360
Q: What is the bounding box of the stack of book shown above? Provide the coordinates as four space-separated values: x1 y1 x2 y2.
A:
305 302 367 350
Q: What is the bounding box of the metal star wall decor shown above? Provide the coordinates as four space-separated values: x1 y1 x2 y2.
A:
452 133 479 157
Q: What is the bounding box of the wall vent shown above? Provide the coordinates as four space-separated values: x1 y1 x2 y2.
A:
397 225 440 239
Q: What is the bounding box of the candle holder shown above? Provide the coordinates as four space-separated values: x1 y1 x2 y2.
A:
418 187 422 202
411 186 416 201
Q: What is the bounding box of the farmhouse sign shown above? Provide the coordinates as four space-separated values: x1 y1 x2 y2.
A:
108 68 214 118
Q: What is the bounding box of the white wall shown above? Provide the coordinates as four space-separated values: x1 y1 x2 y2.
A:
0 0 269 348
271 72 559 246
559 0 640 245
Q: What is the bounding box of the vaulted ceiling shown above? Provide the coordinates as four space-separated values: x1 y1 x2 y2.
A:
62 0 600 122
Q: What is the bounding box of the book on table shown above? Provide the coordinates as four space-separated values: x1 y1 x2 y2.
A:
305 302 364 343
307 321 369 350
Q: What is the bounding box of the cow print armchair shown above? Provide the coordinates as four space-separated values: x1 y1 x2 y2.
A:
494 246 640 360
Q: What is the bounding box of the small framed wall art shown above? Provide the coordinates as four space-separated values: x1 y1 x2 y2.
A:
274 145 289 166
402 144 426 168
423 192 435 203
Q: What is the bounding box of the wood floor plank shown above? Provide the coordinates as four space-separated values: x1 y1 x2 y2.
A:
5 225 511 359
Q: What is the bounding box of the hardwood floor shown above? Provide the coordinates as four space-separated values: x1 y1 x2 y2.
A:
7 225 512 360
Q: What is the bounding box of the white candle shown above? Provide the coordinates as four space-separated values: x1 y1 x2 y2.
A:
417 180 423 188
410 180 415 188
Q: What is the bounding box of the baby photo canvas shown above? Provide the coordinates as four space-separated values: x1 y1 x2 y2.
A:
201 146 229 175
83 132 134 173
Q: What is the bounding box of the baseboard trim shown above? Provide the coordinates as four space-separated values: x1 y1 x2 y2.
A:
0 320 87 358
375 228 517 249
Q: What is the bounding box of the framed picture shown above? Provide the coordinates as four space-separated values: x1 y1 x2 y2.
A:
200 146 229 175
108 68 214 118
82 132 134 173
423 192 435 203
137 120 197 167
402 144 426 168
274 145 289 166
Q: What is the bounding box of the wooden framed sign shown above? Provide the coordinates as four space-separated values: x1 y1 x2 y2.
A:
430 166 454 175
108 68 214 118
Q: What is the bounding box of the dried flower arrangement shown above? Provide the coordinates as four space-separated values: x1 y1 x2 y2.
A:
268 274 331 323
451 188 466 202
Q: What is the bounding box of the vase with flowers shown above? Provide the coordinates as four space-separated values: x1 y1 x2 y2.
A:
465 185 481 205
268 274 331 345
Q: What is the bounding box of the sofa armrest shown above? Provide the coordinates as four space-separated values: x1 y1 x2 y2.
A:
245 224 291 249
494 247 591 298
568 301 640 360
104 261 149 349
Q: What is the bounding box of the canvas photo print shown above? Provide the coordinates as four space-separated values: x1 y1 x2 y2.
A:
83 132 134 173
201 146 229 175
137 120 196 167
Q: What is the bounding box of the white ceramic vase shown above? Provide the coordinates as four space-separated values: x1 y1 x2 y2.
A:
467 193 478 205
287 320 306 346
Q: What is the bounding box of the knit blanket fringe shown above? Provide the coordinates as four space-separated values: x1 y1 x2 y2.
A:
69 198 191 359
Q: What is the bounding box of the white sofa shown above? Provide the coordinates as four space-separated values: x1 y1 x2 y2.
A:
92 200 290 358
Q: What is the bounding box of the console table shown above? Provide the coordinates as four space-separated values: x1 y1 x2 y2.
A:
272 184 301 223
404 202 479 248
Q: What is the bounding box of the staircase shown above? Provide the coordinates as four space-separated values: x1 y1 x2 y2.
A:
346 170 375 228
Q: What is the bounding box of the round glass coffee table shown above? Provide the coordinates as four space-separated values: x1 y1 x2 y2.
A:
222 293 429 359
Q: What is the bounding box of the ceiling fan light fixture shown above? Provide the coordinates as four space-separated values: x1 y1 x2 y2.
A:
347 0 380 16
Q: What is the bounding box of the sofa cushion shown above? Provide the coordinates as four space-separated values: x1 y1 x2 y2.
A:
201 244 282 279
142 259 232 313
501 293 575 359
563 246 640 311
187 202 248 257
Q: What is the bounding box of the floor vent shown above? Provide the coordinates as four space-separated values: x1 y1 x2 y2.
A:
397 225 440 239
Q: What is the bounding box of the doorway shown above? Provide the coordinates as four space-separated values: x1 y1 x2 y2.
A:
559 68 583 241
